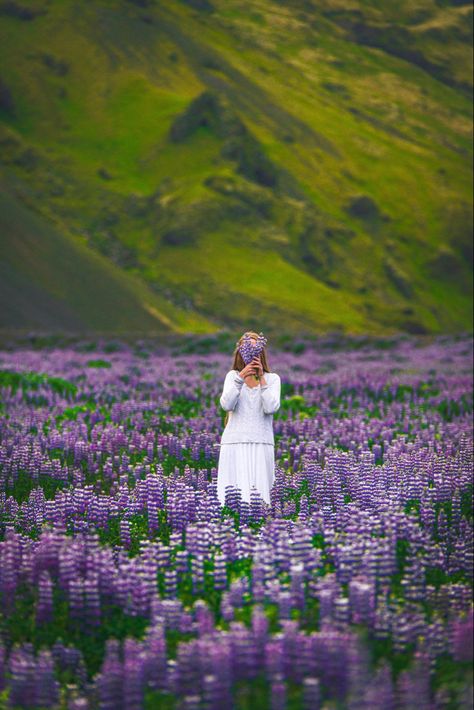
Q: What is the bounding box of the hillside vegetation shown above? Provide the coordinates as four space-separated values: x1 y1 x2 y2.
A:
0 0 472 335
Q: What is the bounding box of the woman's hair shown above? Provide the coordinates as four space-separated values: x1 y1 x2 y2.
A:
223 331 271 428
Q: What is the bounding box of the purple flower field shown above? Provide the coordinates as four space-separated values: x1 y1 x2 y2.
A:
0 335 472 709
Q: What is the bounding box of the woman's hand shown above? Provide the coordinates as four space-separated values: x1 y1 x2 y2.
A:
238 360 259 379
254 356 264 378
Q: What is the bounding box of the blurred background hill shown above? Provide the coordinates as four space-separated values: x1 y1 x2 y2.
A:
0 0 472 338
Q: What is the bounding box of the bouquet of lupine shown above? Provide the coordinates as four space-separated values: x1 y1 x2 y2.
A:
238 332 267 380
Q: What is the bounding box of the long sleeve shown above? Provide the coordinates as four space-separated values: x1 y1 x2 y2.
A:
219 370 244 412
260 373 281 414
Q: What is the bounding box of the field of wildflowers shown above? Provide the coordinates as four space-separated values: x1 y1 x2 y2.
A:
0 334 472 709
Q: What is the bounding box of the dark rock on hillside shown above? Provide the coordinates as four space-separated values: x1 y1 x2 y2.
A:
383 257 414 298
436 0 472 7
399 318 429 334
0 77 15 114
321 82 352 99
200 55 221 70
168 90 245 142
350 21 412 51
221 132 277 188
0 1 45 20
345 194 382 220
38 53 69 76
426 246 471 293
97 168 113 181
161 228 197 246
181 0 215 12
125 0 155 7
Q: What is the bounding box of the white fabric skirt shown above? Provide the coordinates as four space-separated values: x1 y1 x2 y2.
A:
217 442 275 506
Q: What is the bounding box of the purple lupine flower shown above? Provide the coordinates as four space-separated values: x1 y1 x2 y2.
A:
270 672 286 710
95 639 123 710
451 608 474 662
35 649 60 708
302 677 321 710
36 571 54 625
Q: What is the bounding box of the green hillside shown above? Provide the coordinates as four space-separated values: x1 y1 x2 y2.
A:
0 183 217 334
0 0 472 335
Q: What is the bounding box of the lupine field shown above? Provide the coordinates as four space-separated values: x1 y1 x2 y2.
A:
0 334 472 710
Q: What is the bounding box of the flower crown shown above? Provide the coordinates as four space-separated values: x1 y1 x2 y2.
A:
236 332 268 364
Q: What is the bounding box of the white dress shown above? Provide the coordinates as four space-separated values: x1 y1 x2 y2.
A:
217 369 281 506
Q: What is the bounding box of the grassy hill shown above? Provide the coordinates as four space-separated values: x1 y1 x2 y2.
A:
0 0 472 336
0 182 216 334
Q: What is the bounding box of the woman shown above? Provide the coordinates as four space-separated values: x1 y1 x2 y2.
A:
217 331 281 507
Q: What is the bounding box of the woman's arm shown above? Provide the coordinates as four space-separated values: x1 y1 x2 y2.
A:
219 370 245 411
260 373 281 414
